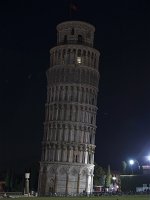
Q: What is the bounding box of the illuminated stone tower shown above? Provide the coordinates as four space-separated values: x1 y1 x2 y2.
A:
38 21 100 195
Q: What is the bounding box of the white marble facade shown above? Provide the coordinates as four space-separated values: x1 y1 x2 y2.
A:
38 21 100 196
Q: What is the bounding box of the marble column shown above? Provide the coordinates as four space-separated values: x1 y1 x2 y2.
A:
86 173 91 195
77 173 81 194
90 175 94 193
54 173 58 193
66 173 69 194
84 149 88 164
45 145 48 161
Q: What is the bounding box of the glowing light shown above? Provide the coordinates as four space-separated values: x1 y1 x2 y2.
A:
147 155 150 161
129 159 134 165
77 57 81 64
112 176 116 181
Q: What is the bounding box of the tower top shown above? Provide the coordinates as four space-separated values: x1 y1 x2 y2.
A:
56 21 95 47
57 21 95 32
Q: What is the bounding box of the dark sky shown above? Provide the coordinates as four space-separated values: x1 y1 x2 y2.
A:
0 0 150 171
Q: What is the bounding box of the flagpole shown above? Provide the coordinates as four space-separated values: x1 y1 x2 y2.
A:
69 0 78 19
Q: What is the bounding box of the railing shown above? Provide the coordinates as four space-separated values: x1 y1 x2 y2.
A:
57 40 93 48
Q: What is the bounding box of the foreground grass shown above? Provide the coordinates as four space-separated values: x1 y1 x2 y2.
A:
15 195 150 200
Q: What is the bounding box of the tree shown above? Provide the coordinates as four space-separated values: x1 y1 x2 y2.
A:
30 162 39 191
5 169 24 192
121 161 127 174
5 170 10 192
5 169 14 191
99 175 106 186
9 171 14 191
105 165 112 188
93 163 105 186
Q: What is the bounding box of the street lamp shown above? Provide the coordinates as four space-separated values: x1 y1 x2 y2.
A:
112 176 117 185
129 159 134 174
112 176 119 192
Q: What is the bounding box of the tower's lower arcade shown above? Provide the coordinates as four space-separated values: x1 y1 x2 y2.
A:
38 162 94 196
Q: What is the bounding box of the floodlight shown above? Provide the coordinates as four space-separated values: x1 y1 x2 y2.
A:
129 159 134 165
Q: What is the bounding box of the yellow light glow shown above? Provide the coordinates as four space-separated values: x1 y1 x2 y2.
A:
77 57 81 64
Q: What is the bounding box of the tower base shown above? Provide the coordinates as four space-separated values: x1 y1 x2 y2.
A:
38 162 94 196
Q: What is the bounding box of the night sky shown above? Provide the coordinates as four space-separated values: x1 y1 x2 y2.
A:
0 0 150 171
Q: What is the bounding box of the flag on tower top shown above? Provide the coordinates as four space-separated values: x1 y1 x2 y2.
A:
70 3 78 11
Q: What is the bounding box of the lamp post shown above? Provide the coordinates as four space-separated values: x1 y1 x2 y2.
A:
112 176 119 192
112 176 116 186
25 173 30 196
129 160 134 175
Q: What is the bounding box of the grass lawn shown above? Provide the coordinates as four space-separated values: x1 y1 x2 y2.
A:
15 195 150 200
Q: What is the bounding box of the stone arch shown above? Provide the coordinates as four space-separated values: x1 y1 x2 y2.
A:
43 166 47 173
55 166 68 194
94 54 96 68
86 70 90 84
68 167 79 193
64 86 68 101
71 28 75 35
91 52 94 67
50 52 53 66
87 51 90 66
66 49 70 64
72 68 75 83
55 50 58 65
64 35 67 43
62 49 66 64
80 69 84 85
80 127 84 143
48 178 54 194
73 148 78 163
58 166 67 175
52 68 56 83
58 49 61 64
80 167 87 176
69 166 79 175
50 51 53 66
70 86 73 101
79 167 87 193
78 68 81 83
90 89 94 104
89 129 92 144
47 166 56 174
78 35 83 43
77 49 81 56
83 50 86 64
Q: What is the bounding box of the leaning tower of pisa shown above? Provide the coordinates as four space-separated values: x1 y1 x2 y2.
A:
38 21 100 196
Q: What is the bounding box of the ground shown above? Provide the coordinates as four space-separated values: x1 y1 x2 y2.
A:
14 195 150 200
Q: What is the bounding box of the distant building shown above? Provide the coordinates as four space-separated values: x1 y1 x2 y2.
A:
136 184 150 192
38 21 100 195
120 174 150 192
142 165 150 175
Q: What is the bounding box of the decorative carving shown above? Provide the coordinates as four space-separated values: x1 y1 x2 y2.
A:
70 168 78 176
81 169 86 177
59 167 66 175
49 167 55 174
